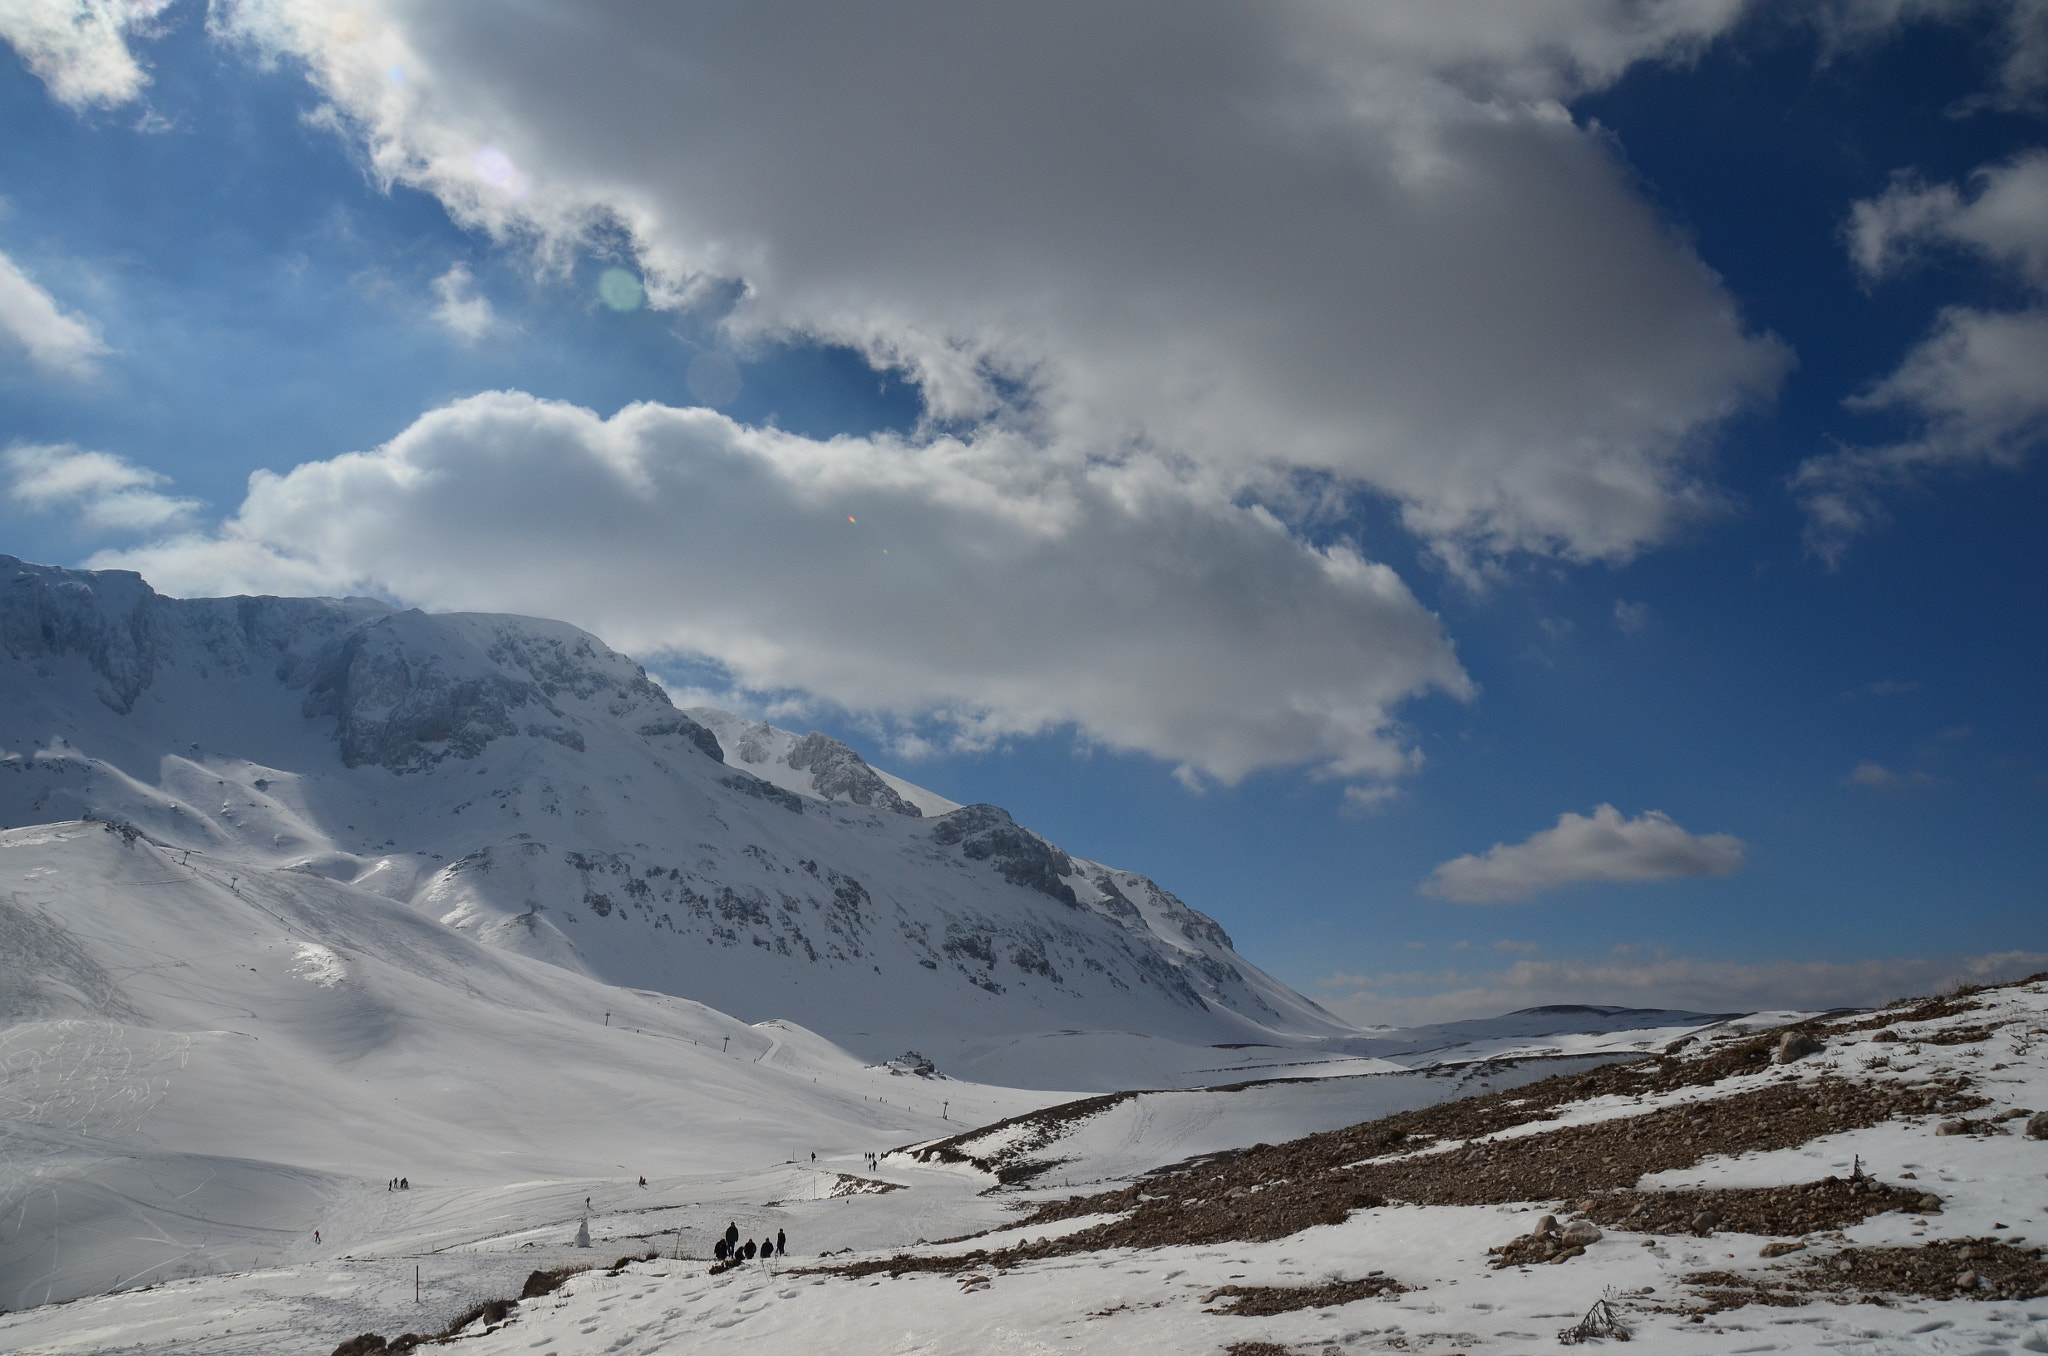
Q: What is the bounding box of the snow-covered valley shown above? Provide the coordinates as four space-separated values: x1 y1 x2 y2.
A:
7 556 2044 1356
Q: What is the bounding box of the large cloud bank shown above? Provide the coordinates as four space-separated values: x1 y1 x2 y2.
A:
203 0 1791 575
97 393 1471 785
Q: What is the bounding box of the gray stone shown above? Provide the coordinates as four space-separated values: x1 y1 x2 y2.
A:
1776 1031 1823 1064
1562 1220 1602 1246
2027 1110 2048 1140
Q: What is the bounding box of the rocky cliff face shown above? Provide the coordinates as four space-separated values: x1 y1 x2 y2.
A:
0 555 1342 1053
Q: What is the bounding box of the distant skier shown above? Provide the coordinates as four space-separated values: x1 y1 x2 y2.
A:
638 1176 646 1187
400 1177 409 1190
313 1230 321 1244
776 1229 786 1255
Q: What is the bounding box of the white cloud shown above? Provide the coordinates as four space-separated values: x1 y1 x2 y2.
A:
3 441 198 531
0 0 177 107
210 1 1788 577
0 247 107 377
92 390 1471 786
1801 150 2048 561
1613 599 1651 633
1421 803 1745 903
1319 947 2048 1026
429 262 498 343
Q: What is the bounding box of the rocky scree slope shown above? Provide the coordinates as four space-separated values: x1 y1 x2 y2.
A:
0 556 1338 1054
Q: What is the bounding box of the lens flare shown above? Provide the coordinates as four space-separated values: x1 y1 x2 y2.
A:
475 146 516 187
597 268 644 312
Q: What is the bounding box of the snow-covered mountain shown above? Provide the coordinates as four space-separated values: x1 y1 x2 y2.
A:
0 556 1340 1063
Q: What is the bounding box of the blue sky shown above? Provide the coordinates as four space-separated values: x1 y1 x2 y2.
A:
2 1 2044 1022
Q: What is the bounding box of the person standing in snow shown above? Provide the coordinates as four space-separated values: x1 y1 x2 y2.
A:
744 1239 757 1260
776 1228 786 1255
713 1238 728 1262
725 1221 739 1252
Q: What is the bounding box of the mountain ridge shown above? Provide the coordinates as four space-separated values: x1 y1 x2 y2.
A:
0 555 1339 1061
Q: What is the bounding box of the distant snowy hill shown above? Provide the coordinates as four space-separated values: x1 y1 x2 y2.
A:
0 556 1341 1062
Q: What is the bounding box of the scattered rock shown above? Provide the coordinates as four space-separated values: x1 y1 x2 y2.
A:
1203 1274 1407 1314
2028 1110 2048 1140
1561 1219 1603 1246
1790 1238 2048 1302
1693 1210 1721 1236
1580 1177 1927 1237
1936 1119 1970 1136
1760 1241 1806 1258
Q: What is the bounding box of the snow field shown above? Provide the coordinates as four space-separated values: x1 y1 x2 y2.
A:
431 981 2048 1356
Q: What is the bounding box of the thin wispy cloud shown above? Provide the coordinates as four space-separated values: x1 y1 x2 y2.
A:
1842 760 1938 791
0 247 107 377
429 262 500 344
1800 149 2048 561
5 442 200 532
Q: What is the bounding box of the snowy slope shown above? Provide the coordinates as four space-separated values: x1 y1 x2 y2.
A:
0 820 1053 1315
0 556 1343 1064
357 979 2048 1356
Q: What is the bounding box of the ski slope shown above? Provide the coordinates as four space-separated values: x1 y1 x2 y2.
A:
0 821 1055 1316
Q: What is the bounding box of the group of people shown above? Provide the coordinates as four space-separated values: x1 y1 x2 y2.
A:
713 1221 786 1263
386 1177 409 1191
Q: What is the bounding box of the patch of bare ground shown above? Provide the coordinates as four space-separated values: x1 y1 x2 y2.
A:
829 1173 905 1196
906 1092 1136 1184
830 981 2048 1282
1223 1343 1308 1356
1580 1175 1939 1237
1683 1239 2048 1313
1008 1077 1976 1249
1796 1238 2048 1301
1202 1274 1407 1315
826 1077 1977 1285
